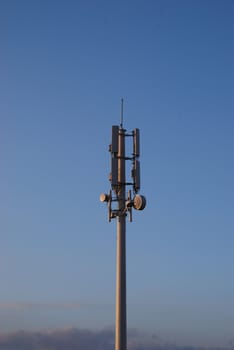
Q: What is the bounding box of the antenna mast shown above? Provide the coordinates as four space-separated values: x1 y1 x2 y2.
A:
100 104 146 350
120 98 124 128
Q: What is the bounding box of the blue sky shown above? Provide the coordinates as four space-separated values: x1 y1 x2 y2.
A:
1 0 234 348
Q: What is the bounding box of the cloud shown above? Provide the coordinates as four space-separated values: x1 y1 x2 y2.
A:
0 328 113 350
0 302 81 310
0 328 231 350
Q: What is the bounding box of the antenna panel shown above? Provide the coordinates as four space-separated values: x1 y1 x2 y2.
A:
133 128 140 157
111 157 118 187
133 159 140 192
111 126 119 153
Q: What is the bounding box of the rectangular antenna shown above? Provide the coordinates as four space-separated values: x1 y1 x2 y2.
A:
111 156 118 188
111 125 119 153
134 159 140 192
133 128 140 158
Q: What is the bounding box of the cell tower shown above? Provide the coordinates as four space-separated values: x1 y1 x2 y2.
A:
100 100 146 350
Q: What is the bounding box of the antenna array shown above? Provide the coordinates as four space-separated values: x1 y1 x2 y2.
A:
101 125 146 222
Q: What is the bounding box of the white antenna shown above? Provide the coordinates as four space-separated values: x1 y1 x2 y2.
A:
100 104 146 350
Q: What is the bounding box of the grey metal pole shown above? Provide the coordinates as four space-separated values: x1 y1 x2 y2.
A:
115 127 126 350
100 118 146 350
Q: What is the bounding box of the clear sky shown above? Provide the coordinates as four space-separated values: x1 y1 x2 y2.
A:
1 0 234 348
